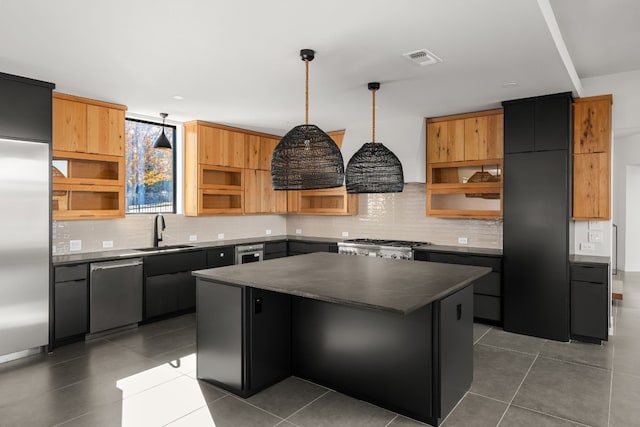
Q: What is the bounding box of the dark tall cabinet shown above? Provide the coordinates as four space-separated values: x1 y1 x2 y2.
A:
502 92 572 342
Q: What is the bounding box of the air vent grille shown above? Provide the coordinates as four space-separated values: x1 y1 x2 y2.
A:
403 49 443 66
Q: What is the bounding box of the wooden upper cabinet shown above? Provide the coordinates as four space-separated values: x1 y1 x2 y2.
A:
53 93 127 156
327 130 345 149
573 95 612 154
86 105 125 156
53 97 87 153
427 120 464 163
464 111 503 160
245 169 287 214
573 153 610 220
197 125 245 168
245 135 280 170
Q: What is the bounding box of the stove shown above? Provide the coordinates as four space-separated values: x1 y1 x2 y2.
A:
338 238 431 260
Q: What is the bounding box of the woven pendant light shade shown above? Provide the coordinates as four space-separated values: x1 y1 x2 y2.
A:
272 124 344 190
346 142 404 193
345 82 404 193
271 49 344 190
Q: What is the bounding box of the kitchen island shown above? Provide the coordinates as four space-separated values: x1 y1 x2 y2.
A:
193 253 491 425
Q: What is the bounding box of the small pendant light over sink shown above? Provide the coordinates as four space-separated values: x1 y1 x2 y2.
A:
271 49 344 190
153 113 172 149
346 82 404 193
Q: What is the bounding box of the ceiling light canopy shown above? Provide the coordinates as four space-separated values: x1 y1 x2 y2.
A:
271 49 344 191
346 82 404 194
153 113 172 149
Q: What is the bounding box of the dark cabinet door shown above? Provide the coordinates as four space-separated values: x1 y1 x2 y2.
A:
177 272 197 311
145 274 179 318
571 280 608 341
535 95 571 151
206 247 234 268
54 279 88 339
288 241 337 255
264 241 287 260
144 250 206 276
503 101 535 154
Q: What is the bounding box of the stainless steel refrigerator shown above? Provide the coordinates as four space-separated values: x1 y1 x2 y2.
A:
0 138 50 357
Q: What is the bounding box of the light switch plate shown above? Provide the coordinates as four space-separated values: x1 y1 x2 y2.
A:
189 235 197 241
102 240 113 249
265 229 272 235
589 221 603 230
217 233 225 240
341 231 349 237
458 237 468 245
588 231 603 243
581 242 596 251
295 229 302 235
70 240 82 251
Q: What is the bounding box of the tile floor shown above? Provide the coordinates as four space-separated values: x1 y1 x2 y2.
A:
0 273 638 427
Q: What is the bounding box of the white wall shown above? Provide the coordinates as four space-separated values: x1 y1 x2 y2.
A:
626 165 640 271
577 70 640 270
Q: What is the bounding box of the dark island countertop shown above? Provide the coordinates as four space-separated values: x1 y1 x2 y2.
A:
193 252 491 315
414 244 503 256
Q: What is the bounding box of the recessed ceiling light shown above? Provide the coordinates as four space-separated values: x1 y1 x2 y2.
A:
501 83 518 88
172 95 184 100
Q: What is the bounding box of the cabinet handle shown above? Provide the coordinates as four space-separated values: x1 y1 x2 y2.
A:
457 303 462 320
254 297 262 314
220 253 224 257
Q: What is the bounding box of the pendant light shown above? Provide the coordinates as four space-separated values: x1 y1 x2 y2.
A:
153 113 172 149
345 82 404 193
271 49 344 190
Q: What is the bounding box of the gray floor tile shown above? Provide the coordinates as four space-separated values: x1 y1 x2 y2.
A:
609 371 640 427
477 328 546 355
109 325 196 358
513 356 611 427
499 405 585 426
387 415 431 426
287 391 396 427
470 344 535 402
540 339 613 370
56 400 125 427
611 334 640 376
150 343 197 375
473 323 492 343
166 395 282 427
247 377 329 418
441 393 506 427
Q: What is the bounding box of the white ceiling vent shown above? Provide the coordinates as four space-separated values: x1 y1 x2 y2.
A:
403 49 443 66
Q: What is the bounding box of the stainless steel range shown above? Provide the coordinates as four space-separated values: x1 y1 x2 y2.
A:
338 238 431 260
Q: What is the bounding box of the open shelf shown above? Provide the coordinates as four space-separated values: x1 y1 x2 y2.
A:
289 187 358 215
199 190 243 215
52 150 123 186
199 165 243 189
53 184 124 219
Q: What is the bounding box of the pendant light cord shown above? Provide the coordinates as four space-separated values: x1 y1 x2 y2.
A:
371 88 376 143
305 59 309 125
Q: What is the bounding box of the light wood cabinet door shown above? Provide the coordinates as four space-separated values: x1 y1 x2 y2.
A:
199 127 245 167
574 95 612 154
53 98 87 153
86 105 125 156
427 120 464 163
259 137 279 171
245 135 280 170
573 153 610 220
464 113 503 160
327 130 345 149
245 169 286 214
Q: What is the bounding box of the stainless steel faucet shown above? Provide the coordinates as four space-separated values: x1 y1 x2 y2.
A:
153 214 165 247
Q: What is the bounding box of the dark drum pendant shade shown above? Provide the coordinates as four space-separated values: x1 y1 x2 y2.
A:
271 124 344 190
271 49 344 190
346 82 404 193
153 113 172 149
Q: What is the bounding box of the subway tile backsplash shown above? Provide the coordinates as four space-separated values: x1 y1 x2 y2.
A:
53 183 502 254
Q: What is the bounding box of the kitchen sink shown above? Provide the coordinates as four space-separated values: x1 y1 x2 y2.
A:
134 244 194 252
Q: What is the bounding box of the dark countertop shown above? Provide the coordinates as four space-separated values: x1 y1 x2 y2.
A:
570 254 610 265
193 252 491 315
52 235 341 265
414 244 503 256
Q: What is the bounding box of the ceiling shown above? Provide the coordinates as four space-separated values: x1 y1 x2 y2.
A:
0 0 638 136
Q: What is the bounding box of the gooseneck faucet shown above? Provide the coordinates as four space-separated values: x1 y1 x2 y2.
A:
153 214 166 247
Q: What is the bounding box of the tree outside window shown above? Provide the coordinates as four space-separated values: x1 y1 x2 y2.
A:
125 118 176 213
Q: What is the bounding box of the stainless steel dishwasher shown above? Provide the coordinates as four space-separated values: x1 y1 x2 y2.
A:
89 258 143 335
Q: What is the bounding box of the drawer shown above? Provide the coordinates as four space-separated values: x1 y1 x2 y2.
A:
206 246 234 268
429 253 502 272
288 241 337 254
474 272 501 297
144 250 207 276
474 294 501 322
571 264 608 283
265 241 287 255
54 264 88 282
413 250 430 262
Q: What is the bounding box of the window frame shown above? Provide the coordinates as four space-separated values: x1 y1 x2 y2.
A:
124 117 177 214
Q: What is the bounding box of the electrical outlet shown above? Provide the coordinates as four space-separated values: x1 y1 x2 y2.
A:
69 240 82 251
217 233 225 240
189 235 197 241
102 240 113 249
295 229 302 235
589 221 603 230
458 237 468 245
341 231 349 237
52 246 56 254
588 231 603 243
581 242 596 251
265 229 272 235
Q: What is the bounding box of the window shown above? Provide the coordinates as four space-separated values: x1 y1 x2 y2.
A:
125 118 176 213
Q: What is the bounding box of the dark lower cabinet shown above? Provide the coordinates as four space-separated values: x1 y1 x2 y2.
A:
196 280 291 397
144 250 207 320
570 262 609 343
53 264 88 343
288 241 337 256
206 246 234 267
415 250 502 324
264 241 287 260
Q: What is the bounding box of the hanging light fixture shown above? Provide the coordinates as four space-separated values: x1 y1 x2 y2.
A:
345 82 404 193
153 113 172 149
271 49 344 190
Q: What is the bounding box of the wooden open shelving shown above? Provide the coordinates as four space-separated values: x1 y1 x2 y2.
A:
288 186 358 216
